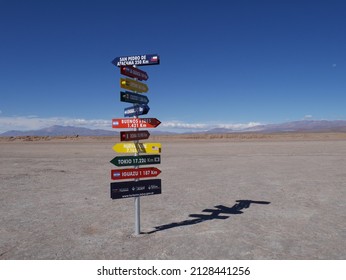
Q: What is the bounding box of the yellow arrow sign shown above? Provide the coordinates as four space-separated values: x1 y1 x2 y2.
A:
113 142 161 154
120 78 148 93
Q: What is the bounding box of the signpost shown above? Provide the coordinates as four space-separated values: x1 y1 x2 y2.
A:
112 142 161 154
120 78 148 93
112 54 160 67
124 104 150 117
121 66 148 81
112 118 161 129
110 155 161 167
120 131 150 141
120 91 149 104
111 167 161 180
111 53 161 235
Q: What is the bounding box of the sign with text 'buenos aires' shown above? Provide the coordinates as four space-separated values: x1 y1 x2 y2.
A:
112 118 161 129
112 54 160 67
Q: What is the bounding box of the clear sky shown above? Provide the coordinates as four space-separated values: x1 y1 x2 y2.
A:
1 0 345 133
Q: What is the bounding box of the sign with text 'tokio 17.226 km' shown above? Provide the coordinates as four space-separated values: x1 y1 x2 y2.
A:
110 155 161 167
110 53 161 235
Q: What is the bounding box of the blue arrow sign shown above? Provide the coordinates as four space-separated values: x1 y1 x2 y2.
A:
124 104 150 117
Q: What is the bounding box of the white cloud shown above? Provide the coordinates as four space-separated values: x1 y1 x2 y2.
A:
161 121 210 130
304 115 313 120
0 116 262 134
161 120 261 131
0 116 111 133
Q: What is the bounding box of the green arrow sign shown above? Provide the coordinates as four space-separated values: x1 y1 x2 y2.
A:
110 155 161 166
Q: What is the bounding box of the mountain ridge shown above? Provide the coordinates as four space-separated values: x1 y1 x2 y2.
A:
1 120 346 137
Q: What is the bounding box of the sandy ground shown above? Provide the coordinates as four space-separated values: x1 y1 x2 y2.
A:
0 133 346 259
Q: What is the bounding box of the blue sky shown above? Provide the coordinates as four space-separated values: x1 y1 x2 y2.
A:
1 0 345 133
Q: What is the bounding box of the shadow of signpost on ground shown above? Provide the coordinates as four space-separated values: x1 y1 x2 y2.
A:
145 200 271 234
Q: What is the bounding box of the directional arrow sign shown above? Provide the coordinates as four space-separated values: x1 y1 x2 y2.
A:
112 143 161 154
110 155 161 166
111 167 161 180
112 118 161 129
120 131 150 141
124 104 150 117
121 66 148 81
110 179 161 199
120 78 148 93
120 91 149 104
112 54 160 67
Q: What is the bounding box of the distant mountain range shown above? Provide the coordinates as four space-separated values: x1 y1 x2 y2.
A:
0 125 174 137
1 120 346 137
211 120 346 133
0 125 117 137
245 120 346 133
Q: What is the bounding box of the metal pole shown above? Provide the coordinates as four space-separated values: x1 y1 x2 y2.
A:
134 196 140 235
134 137 140 234
133 65 140 235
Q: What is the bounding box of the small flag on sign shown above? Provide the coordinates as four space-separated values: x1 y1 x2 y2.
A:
150 56 158 62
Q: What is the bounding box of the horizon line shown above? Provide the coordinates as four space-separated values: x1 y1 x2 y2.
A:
1 115 346 134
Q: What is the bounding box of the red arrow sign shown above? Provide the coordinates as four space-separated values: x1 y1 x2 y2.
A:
120 130 150 141
112 118 161 129
111 167 161 180
120 66 148 81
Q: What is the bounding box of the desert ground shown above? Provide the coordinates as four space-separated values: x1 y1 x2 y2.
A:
0 133 345 259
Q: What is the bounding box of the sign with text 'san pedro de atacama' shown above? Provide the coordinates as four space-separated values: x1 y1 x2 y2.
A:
112 54 160 67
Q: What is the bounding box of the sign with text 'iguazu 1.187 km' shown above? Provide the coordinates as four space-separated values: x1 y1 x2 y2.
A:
111 167 161 180
112 54 160 67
